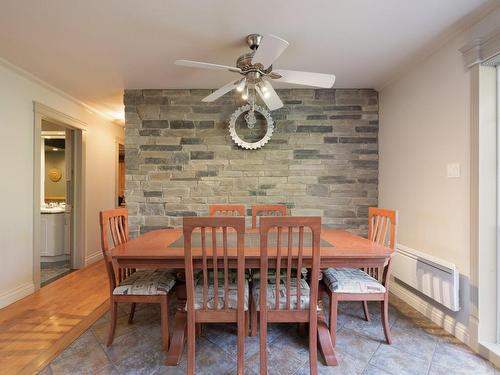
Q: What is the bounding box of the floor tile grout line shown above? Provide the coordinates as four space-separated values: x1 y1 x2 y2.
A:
358 325 383 375
425 338 438 375
90 326 123 375
368 362 395 375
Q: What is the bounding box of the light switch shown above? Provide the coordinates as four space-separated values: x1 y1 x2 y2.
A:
446 163 460 178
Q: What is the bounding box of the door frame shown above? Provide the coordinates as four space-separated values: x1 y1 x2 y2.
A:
33 102 87 290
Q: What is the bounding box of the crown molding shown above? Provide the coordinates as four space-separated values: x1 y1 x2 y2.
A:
0 57 114 122
460 27 500 67
377 0 500 91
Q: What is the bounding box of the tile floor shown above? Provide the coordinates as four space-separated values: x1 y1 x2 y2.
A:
39 295 498 375
40 260 74 287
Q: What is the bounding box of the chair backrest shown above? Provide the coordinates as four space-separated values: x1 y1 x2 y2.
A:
208 204 246 217
99 208 129 293
367 207 398 285
251 204 288 228
183 216 246 312
259 216 321 312
368 207 397 249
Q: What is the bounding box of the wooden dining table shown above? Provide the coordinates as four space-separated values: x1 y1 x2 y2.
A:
110 227 393 367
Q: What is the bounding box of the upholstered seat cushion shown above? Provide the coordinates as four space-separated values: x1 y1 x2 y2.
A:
323 268 386 294
251 268 307 283
113 269 176 296
187 279 249 310
206 269 252 282
252 278 311 310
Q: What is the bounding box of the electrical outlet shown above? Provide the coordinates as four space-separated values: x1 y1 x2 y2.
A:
446 163 460 178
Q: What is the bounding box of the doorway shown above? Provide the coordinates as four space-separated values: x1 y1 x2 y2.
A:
40 121 74 286
33 102 86 290
116 140 125 207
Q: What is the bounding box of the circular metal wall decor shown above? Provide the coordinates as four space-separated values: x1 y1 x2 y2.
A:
229 104 274 150
48 168 62 182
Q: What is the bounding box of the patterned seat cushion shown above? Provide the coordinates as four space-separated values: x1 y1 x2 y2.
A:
252 278 311 310
251 268 308 283
186 279 249 310
113 269 176 296
323 268 386 294
205 269 252 282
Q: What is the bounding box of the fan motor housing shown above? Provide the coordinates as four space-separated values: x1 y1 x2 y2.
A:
236 53 254 70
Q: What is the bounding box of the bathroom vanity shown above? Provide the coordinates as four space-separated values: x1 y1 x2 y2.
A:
40 207 70 262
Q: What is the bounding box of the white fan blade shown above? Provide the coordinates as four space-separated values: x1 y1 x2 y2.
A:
175 59 241 73
252 34 289 69
256 81 283 111
202 80 238 102
273 69 335 88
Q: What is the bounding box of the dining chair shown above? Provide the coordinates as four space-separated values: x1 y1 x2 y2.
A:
183 216 248 375
251 204 288 228
322 207 397 345
208 204 246 217
253 216 321 375
99 208 176 349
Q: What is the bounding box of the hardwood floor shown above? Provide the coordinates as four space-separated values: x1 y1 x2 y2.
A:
0 261 109 375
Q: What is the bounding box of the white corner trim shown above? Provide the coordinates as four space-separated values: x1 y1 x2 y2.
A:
85 251 103 266
460 26 500 67
0 56 114 121
0 282 35 309
390 280 470 344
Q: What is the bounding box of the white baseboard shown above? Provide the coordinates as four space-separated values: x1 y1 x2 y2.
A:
0 282 35 309
390 280 470 345
85 251 103 266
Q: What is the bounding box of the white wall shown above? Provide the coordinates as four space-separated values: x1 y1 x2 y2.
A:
0 60 123 308
379 8 500 338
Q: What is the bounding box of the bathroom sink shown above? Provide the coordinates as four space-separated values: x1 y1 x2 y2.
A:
41 207 65 213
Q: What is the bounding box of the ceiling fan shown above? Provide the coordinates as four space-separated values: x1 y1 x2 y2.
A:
174 34 336 111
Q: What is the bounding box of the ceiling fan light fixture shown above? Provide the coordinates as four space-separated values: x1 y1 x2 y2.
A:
241 86 249 101
236 78 246 92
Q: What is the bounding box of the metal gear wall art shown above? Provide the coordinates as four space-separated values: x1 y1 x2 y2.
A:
229 104 274 150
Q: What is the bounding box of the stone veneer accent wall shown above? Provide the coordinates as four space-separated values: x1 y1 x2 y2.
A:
124 89 378 238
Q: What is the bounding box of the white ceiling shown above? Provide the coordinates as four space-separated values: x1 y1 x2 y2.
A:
0 0 494 119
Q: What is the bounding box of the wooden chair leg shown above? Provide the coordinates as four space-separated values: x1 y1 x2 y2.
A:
187 313 195 375
195 323 202 337
128 303 136 324
250 297 257 337
309 311 318 375
237 311 245 375
107 301 118 347
329 293 338 347
160 297 170 351
381 296 392 344
362 301 371 322
259 311 267 375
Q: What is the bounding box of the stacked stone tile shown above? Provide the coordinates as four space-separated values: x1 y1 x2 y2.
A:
124 89 378 238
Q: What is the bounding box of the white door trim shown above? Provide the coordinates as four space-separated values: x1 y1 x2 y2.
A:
461 28 500 365
33 101 87 290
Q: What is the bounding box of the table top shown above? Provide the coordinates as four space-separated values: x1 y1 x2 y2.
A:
111 228 393 267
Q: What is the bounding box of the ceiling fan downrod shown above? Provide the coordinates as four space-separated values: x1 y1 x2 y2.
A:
246 34 262 50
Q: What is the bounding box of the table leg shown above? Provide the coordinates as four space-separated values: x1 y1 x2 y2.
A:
317 282 338 366
317 311 338 366
165 283 187 366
